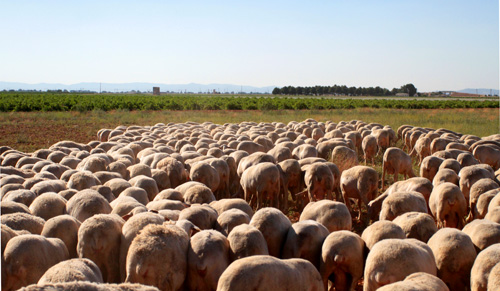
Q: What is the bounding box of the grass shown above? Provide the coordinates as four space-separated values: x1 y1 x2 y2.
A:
0 107 494 291
0 108 498 153
1 92 498 112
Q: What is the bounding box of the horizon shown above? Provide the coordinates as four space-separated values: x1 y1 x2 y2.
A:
0 1 498 92
2 81 498 95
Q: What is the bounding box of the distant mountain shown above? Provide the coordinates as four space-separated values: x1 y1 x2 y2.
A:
0 81 276 94
457 88 499 95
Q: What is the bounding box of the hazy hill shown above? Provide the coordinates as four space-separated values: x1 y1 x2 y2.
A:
0 82 275 94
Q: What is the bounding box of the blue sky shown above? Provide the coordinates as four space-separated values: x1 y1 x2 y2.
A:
0 0 498 92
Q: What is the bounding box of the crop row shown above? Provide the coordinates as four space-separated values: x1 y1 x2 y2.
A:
0 93 498 112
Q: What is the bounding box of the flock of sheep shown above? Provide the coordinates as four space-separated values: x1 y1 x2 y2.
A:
1 118 500 291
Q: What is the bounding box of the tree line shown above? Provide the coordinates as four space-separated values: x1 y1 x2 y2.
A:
272 84 417 97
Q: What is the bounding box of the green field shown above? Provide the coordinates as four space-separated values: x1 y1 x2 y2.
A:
0 92 498 112
1 91 498 152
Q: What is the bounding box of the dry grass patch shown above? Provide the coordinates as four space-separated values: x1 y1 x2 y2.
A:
0 108 498 153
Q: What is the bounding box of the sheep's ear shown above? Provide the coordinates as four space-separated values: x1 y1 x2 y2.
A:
190 226 201 237
122 212 134 221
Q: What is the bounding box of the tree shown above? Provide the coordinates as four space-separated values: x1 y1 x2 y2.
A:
315 86 323 96
367 87 375 96
349 87 356 96
332 85 339 95
401 84 417 96
271 83 416 97
310 87 317 96
340 85 348 95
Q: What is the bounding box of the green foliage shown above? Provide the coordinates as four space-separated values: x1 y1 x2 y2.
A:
0 92 497 112
400 83 417 96
273 84 402 96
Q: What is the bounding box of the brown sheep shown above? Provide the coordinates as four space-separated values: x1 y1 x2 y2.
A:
340 165 378 220
470 243 500 291
427 228 476 291
250 207 291 258
217 256 323 291
300 200 352 233
363 239 437 291
361 135 378 165
281 220 329 269
3 235 69 290
361 220 405 250
77 214 124 283
125 224 189 291
187 230 230 291
320 230 365 291
38 258 103 284
429 182 467 229
382 147 416 189
227 224 269 261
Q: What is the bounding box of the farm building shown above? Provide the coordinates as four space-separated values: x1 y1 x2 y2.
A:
153 87 160 95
